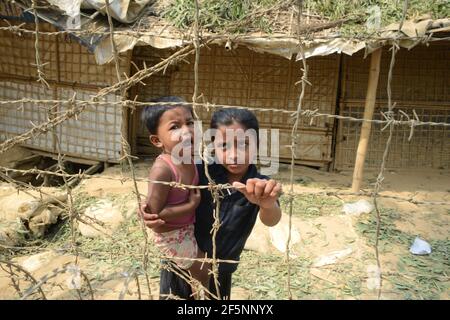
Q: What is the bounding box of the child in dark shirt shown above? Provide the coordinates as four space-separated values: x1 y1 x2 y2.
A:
140 107 282 300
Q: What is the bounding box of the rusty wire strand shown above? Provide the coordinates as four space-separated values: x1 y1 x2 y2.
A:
0 0 448 301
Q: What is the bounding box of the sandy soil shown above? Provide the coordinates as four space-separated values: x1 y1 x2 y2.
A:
0 160 448 300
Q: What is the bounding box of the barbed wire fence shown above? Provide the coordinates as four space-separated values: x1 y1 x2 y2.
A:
0 0 449 300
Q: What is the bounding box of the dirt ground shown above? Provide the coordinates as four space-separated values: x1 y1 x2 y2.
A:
0 155 448 300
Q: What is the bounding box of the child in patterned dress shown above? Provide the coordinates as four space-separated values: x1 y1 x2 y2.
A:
141 96 209 294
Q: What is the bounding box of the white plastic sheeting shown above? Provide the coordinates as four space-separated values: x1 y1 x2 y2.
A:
10 2 450 65
47 0 153 23
0 81 123 162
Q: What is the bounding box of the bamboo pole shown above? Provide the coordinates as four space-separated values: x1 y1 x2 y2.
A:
351 48 382 192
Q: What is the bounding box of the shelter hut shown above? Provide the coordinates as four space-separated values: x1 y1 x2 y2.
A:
0 1 448 183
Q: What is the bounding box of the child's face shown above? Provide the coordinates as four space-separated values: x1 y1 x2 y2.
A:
213 121 257 176
150 107 194 157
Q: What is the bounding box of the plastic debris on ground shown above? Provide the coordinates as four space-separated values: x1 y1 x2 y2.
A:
66 264 82 290
313 247 353 267
366 265 381 290
269 223 301 259
409 236 432 255
342 199 374 216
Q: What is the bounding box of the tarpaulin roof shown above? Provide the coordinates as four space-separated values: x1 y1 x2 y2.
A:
7 0 450 64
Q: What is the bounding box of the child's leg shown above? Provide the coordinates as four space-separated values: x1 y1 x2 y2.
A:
160 262 193 300
188 249 210 291
207 271 232 300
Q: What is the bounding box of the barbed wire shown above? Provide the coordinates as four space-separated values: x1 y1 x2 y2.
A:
0 0 448 301
286 0 307 299
190 0 221 298
2 164 449 206
30 0 49 89
0 259 47 299
371 1 409 299
1 98 449 127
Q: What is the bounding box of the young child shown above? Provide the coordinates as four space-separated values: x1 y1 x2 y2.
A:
141 96 209 293
141 107 282 300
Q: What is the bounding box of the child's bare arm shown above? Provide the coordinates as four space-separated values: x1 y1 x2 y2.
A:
259 201 282 227
158 189 200 221
147 160 200 222
233 178 282 227
146 161 171 216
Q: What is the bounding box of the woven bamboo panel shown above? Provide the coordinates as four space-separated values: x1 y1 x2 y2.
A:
0 22 59 82
57 34 130 87
342 43 449 102
335 102 450 169
0 21 130 87
57 88 123 162
0 19 131 162
169 46 218 124
171 46 339 165
130 46 174 155
0 80 54 151
0 80 123 162
0 0 25 17
284 53 340 130
335 43 450 169
133 46 174 99
278 128 333 163
170 46 339 130
131 45 339 166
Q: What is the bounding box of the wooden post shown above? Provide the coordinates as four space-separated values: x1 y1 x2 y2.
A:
351 48 382 192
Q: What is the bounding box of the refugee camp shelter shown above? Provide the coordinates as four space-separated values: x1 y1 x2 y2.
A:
0 0 449 172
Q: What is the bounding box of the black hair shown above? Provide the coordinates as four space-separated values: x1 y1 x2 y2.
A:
210 108 259 133
141 96 191 134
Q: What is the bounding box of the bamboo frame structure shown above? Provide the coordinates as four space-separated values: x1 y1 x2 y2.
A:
351 48 382 192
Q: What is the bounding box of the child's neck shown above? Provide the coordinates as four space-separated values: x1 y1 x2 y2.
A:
161 151 192 168
227 172 245 184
